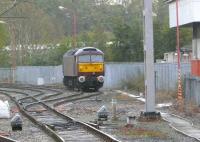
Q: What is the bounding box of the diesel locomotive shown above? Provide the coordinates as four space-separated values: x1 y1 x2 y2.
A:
63 47 104 91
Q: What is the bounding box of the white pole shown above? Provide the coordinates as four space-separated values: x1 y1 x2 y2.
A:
111 99 117 120
143 0 155 113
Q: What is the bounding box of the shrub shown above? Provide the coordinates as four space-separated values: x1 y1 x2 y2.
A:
121 73 144 92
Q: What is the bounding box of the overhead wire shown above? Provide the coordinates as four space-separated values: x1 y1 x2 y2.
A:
0 0 34 17
0 0 17 17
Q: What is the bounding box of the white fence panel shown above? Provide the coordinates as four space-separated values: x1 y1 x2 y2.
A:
0 68 14 83
16 66 63 84
0 63 191 91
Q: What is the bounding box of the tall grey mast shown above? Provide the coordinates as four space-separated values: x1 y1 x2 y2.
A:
143 0 155 113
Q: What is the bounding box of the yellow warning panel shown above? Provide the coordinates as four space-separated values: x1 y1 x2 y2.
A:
78 63 104 73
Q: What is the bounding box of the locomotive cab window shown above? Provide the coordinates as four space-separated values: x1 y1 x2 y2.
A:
91 55 103 62
78 55 103 62
78 55 90 62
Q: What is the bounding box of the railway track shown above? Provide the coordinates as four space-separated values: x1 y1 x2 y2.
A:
0 85 120 142
0 135 18 142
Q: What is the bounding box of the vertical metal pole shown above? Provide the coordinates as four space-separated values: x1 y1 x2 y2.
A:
155 71 157 92
176 0 183 102
72 12 77 48
72 0 77 48
9 23 16 83
143 0 155 113
176 0 181 70
112 99 117 120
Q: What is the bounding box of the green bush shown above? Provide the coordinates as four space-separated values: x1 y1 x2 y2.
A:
121 73 144 92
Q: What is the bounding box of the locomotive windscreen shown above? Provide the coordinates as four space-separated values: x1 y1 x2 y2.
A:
78 55 103 62
78 55 90 62
91 55 103 62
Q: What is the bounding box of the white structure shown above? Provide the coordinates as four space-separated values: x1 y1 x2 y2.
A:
163 51 191 63
95 0 131 6
166 0 200 28
163 52 178 63
3 44 59 52
110 0 132 6
166 0 200 76
157 46 192 63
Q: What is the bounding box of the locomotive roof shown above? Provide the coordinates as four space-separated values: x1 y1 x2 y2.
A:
74 47 103 55
164 0 175 3
64 47 103 57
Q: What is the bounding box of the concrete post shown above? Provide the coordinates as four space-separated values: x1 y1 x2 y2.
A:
143 0 155 113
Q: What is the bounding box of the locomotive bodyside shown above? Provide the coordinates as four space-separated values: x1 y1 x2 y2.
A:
63 47 104 91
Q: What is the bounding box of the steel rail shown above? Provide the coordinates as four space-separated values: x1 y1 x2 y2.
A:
0 91 65 142
36 95 121 142
0 85 65 100
53 91 102 107
40 91 65 100
0 88 77 111
0 87 121 142
42 92 83 102
0 135 19 142
10 85 65 100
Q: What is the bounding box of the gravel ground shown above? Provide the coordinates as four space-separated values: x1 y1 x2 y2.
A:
0 86 199 142
0 93 54 142
127 89 200 132
58 89 198 142
167 105 200 130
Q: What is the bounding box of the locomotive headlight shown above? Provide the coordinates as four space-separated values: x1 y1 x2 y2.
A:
78 76 85 83
97 76 104 83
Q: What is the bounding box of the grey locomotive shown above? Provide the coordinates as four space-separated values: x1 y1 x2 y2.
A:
63 47 105 91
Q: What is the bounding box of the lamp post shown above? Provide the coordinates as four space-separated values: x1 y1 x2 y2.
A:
59 5 77 48
9 22 17 83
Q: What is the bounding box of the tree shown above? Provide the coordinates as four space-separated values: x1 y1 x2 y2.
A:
0 24 8 48
0 0 193 66
153 0 192 60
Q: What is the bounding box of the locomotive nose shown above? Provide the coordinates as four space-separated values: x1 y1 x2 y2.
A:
97 76 104 83
78 76 86 83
